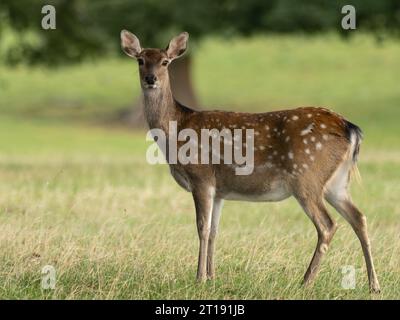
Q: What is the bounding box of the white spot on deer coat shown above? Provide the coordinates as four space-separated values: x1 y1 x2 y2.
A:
316 142 322 150
288 152 294 159
300 123 314 136
292 115 299 121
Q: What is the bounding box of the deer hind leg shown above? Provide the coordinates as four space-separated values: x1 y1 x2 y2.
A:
192 186 214 282
296 195 338 286
326 192 380 293
324 154 380 293
207 198 224 280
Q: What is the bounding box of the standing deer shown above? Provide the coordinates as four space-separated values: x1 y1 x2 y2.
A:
120 30 380 293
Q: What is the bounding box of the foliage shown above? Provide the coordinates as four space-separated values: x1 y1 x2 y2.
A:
0 0 399 65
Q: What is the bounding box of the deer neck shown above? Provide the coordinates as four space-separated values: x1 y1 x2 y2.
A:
142 76 180 132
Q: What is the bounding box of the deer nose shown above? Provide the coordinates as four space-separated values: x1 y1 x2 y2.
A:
145 74 157 85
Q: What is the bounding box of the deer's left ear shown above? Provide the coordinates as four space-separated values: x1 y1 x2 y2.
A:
166 32 189 60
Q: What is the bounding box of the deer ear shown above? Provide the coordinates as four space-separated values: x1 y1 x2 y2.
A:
121 30 142 58
166 32 189 60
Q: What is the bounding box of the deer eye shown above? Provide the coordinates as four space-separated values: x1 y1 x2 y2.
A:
161 60 169 66
137 58 144 66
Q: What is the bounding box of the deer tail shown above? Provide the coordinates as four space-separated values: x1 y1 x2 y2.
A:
344 120 363 184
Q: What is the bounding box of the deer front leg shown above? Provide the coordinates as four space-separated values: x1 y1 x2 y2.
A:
192 186 214 282
207 198 224 280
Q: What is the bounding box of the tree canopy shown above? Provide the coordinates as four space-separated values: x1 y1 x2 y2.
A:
0 0 399 65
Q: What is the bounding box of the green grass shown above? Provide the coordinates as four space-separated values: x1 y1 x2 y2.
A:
0 34 399 299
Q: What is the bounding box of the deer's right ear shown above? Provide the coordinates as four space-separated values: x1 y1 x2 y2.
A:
120 30 142 58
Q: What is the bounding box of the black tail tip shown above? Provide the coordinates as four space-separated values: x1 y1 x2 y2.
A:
344 120 363 141
344 120 363 162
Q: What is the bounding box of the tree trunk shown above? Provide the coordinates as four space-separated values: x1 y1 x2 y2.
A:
123 55 198 128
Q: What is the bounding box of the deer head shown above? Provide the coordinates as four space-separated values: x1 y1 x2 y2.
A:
120 30 189 90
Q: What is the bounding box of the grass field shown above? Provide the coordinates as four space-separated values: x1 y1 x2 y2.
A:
0 34 399 299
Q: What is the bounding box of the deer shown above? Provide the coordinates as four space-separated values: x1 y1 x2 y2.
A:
120 30 380 293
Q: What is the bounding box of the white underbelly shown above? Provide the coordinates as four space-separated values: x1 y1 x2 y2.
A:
223 186 291 202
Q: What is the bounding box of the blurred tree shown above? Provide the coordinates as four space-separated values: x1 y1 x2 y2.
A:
1 0 399 124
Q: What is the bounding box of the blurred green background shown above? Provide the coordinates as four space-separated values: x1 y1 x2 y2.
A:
0 0 399 299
